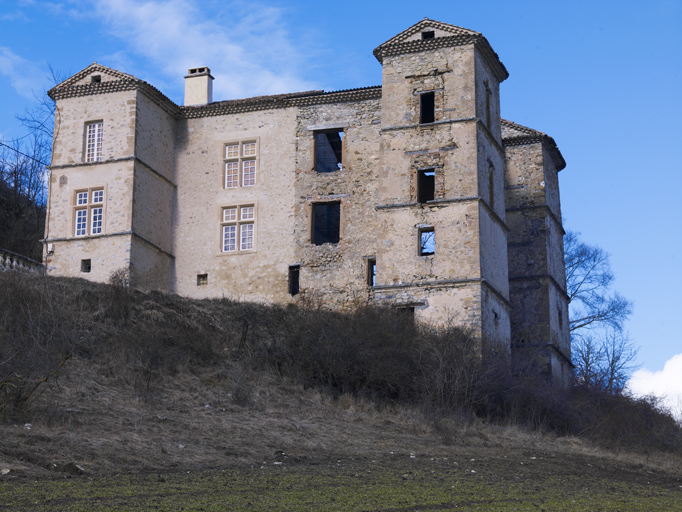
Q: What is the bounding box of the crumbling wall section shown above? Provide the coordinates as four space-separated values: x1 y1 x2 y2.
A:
292 98 382 310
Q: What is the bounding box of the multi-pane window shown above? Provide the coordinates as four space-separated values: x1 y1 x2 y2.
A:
224 140 258 188
85 122 103 162
221 205 256 252
74 188 105 237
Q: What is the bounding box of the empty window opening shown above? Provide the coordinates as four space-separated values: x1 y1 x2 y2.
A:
367 258 376 286
80 259 91 273
315 130 344 173
420 92 435 124
197 273 208 286
417 169 435 203
91 75 101 83
419 227 435 256
288 265 300 296
397 306 415 322
421 31 435 40
312 202 341 245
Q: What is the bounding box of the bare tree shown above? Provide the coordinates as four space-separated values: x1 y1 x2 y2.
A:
565 231 638 393
564 231 633 333
573 331 639 394
0 135 49 260
0 66 62 260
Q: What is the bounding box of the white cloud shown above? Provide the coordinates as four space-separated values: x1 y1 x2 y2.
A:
627 353 682 423
89 0 317 101
0 47 48 99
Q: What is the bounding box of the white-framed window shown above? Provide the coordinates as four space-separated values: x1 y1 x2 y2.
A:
221 204 256 252
74 187 105 237
85 121 103 163
224 140 258 188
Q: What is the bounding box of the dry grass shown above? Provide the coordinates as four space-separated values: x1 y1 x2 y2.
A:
1 271 681 482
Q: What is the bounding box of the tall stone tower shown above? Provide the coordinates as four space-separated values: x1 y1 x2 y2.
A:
372 19 511 346
503 120 571 384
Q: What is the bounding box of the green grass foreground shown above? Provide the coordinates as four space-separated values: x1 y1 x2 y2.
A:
2 457 680 512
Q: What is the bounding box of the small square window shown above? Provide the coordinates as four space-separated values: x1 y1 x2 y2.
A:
92 189 104 203
197 273 208 286
77 191 88 205
81 259 92 273
419 228 435 256
421 31 435 40
243 143 256 156
225 144 239 158
241 206 254 220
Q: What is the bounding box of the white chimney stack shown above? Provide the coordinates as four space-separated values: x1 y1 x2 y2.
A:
184 67 214 106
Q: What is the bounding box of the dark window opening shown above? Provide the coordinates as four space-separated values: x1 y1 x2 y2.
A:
417 169 435 203
80 259 91 273
419 228 435 256
315 130 343 173
288 265 300 296
91 75 101 83
420 92 435 124
312 202 341 245
197 273 208 286
421 31 435 40
397 306 415 322
367 258 376 286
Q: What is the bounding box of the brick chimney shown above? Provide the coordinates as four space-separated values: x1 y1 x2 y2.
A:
184 67 214 106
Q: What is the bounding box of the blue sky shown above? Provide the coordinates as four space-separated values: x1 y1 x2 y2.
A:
1 1 680 413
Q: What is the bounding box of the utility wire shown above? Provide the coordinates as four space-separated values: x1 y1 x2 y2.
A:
0 141 50 167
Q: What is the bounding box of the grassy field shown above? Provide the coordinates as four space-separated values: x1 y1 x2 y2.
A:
2 452 681 511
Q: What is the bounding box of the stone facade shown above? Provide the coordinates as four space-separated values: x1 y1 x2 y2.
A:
44 19 571 383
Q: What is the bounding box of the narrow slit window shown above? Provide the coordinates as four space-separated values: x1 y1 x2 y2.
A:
419 227 435 256
315 130 344 173
288 265 300 296
367 258 376 287
312 202 341 245
417 169 435 203
420 92 435 124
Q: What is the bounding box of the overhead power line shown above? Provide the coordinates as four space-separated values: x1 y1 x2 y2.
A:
0 141 50 167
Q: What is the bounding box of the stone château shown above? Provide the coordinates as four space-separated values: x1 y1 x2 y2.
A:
44 19 572 383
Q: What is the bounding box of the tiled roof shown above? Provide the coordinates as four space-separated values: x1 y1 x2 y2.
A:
373 19 508 83
49 63 382 119
501 119 566 171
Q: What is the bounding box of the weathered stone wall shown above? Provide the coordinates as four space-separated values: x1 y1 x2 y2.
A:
45 234 132 283
52 91 136 165
134 91 176 182
172 107 299 301
293 98 382 310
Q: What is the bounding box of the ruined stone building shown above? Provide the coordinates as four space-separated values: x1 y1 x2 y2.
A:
44 19 571 383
